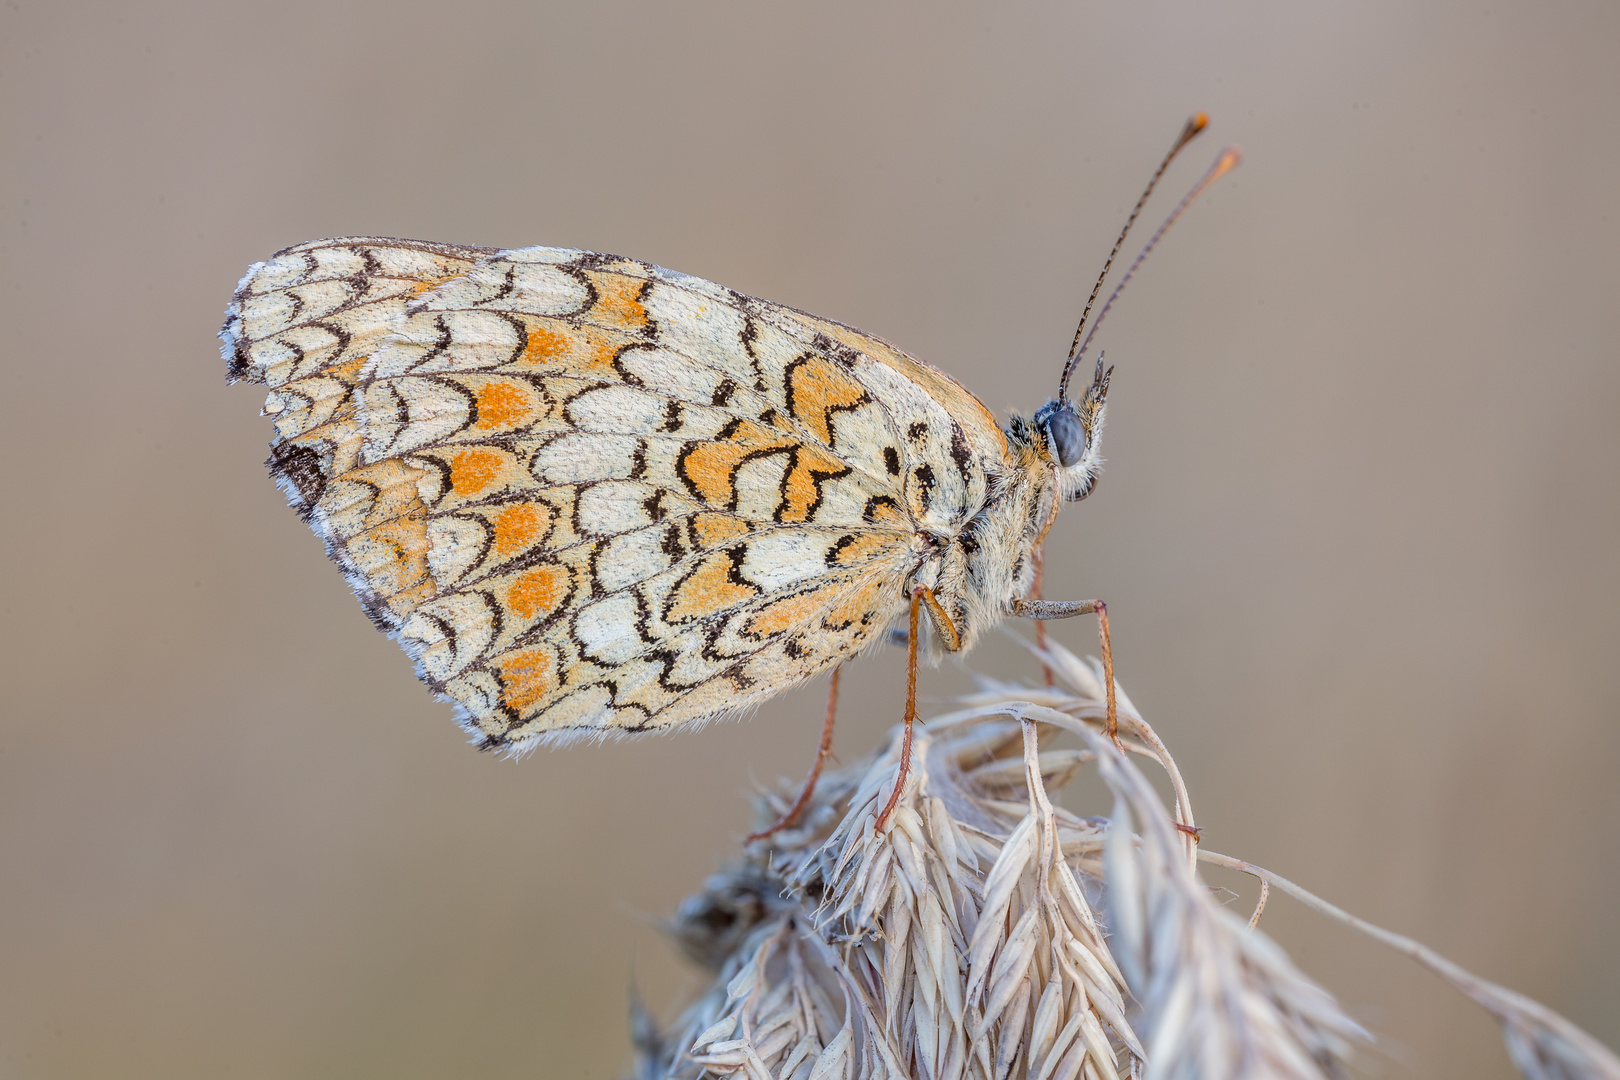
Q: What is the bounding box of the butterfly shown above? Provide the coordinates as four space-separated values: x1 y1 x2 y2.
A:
222 117 1235 823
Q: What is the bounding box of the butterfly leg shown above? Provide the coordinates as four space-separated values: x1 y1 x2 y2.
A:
1012 598 1121 750
744 666 841 845
876 584 958 831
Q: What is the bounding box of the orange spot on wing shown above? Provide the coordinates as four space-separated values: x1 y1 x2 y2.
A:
517 319 625 376
866 497 906 527
450 449 503 496
506 565 568 621
583 272 650 334
747 584 838 638
831 532 902 567
791 311 1009 459
679 420 794 507
786 356 868 444
328 350 369 387
409 273 458 297
666 550 757 622
492 503 549 556
498 647 558 714
473 380 533 429
778 445 849 523
581 327 626 373
822 576 886 632
691 512 749 549
522 323 570 365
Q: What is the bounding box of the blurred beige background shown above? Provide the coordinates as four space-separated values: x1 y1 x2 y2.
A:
3 1 1617 1077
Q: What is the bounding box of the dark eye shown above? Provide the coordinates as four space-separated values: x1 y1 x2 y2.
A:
1044 406 1087 467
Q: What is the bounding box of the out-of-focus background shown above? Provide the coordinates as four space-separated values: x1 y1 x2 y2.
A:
3 2 1617 1077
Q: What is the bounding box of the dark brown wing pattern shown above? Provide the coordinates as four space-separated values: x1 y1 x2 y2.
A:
224 239 1001 749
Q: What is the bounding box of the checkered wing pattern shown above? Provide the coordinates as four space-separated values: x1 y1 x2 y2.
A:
224 239 1004 749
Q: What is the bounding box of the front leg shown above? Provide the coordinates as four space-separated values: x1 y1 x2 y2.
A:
1012 598 1121 749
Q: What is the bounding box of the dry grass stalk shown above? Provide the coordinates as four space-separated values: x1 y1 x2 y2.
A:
630 639 1619 1080
1194 852 1620 1080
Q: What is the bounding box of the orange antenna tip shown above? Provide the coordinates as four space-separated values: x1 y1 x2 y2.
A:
1211 146 1243 180
1168 113 1210 156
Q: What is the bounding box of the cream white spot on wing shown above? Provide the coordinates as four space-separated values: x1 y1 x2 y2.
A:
426 515 488 587
362 377 470 457
814 473 881 523
442 668 501 722
371 310 527 378
595 528 673 592
399 612 449 676
492 246 592 266
615 344 767 414
403 591 495 680
572 593 642 665
542 683 616 731
567 384 667 433
639 285 756 387
575 481 654 536
731 455 793 520
424 261 589 315
253 324 347 386
738 530 832 590
531 433 642 483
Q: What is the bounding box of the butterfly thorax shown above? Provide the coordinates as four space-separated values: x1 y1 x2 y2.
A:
912 434 1049 658
917 394 1105 658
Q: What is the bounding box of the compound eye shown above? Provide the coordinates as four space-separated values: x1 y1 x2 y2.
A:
1044 405 1087 467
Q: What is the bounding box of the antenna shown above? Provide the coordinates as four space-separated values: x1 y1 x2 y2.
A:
1060 144 1242 399
1057 114 1208 405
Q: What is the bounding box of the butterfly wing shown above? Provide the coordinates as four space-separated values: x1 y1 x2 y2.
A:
224 240 1002 750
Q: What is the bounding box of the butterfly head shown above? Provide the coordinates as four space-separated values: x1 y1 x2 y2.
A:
1033 356 1112 502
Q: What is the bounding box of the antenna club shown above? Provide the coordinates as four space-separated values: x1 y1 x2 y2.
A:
1212 146 1243 179
1191 112 1210 134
